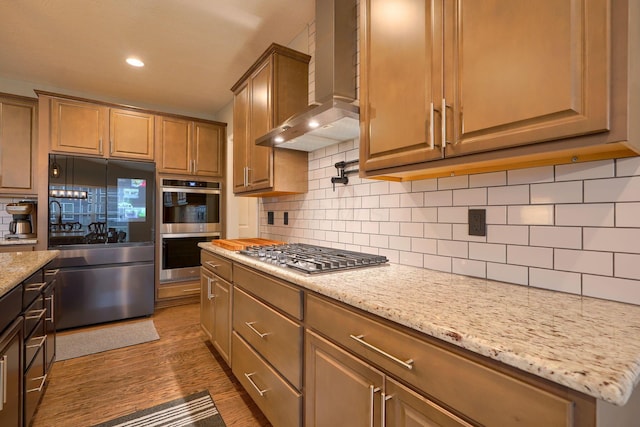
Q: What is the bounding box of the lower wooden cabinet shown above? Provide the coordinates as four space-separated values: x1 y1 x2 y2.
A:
200 262 232 365
0 318 22 427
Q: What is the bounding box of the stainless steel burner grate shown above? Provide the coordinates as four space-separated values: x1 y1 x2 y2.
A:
239 243 388 274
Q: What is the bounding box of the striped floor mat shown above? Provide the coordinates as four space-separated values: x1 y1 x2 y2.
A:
92 391 226 427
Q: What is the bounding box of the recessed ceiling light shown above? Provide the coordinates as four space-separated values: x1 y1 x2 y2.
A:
126 57 144 67
308 120 320 129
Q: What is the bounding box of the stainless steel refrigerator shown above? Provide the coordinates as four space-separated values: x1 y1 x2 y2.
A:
47 155 155 330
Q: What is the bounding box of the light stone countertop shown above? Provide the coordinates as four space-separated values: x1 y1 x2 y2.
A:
200 242 640 406
0 250 60 298
0 238 37 245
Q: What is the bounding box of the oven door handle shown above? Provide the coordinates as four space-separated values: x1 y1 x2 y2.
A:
162 187 221 195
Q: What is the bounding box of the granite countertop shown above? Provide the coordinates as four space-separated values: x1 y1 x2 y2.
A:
0 250 60 298
200 242 640 406
0 238 38 245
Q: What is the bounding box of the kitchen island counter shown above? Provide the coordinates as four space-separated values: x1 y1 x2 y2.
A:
0 250 59 297
200 242 640 408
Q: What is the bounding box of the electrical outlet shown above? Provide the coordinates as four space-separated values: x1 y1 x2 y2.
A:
284 212 289 225
468 209 486 236
267 211 274 225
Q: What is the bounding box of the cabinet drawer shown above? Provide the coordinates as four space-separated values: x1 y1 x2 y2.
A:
233 287 302 389
232 332 301 427
201 250 232 282
157 281 200 299
234 264 302 320
25 319 45 370
306 293 573 427
24 345 46 427
24 295 45 338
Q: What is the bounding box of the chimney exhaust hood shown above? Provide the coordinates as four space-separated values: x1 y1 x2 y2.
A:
256 0 359 152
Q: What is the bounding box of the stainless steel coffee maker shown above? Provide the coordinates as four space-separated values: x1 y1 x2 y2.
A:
6 201 37 239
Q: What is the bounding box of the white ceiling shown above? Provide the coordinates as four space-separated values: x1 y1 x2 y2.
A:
0 0 315 119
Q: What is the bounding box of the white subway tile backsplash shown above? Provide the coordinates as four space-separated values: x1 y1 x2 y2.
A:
453 258 486 277
507 205 554 225
487 225 529 245
425 223 452 240
507 166 554 185
437 240 468 258
529 269 581 294
529 226 581 249
469 171 506 188
453 188 487 206
507 245 553 268
616 157 640 177
487 263 528 285
615 253 640 280
616 203 640 227
261 146 640 306
555 249 613 276
555 159 615 181
400 222 424 238
555 204 614 227
438 207 468 224
424 190 453 207
412 238 437 254
583 275 640 305
469 242 506 263
424 254 452 272
584 227 640 254
488 185 530 205
530 181 582 204
585 176 640 203
438 175 468 190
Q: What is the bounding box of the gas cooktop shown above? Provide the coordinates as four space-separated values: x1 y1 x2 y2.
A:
238 243 388 274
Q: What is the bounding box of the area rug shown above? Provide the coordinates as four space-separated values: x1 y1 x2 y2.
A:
56 319 160 361
91 390 226 427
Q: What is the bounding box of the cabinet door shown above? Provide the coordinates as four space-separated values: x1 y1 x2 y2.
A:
156 115 192 174
200 268 215 340
386 378 472 427
247 61 273 190
0 319 22 427
0 96 36 193
305 330 384 427
445 0 609 157
233 83 250 193
360 0 443 173
193 121 223 177
109 108 154 160
212 276 231 364
50 98 108 155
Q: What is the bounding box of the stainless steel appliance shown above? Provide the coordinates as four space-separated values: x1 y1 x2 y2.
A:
160 179 221 283
47 154 155 329
6 201 37 239
238 243 388 274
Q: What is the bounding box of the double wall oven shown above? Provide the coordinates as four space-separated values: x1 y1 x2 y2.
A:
160 179 221 283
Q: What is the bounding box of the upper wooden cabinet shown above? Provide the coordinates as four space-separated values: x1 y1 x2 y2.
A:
231 43 310 196
46 95 154 161
0 94 37 194
155 115 225 177
360 0 640 180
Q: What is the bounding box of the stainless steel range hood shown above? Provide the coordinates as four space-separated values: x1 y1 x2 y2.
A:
256 0 359 152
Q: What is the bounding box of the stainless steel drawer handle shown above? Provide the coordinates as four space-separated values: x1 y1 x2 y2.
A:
45 295 55 322
245 322 270 339
45 269 60 276
369 385 381 427
205 261 220 269
350 334 414 370
26 309 46 321
182 288 200 293
27 335 47 349
244 372 268 397
26 374 47 393
1 355 7 407
25 282 47 293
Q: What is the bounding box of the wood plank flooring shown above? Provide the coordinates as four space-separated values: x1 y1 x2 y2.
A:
32 303 271 427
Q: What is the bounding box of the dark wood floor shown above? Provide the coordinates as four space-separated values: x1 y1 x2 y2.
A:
32 303 271 427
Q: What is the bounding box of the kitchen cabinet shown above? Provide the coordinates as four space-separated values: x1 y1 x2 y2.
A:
231 263 303 427
231 43 309 196
0 245 35 253
360 0 640 180
0 318 22 427
0 94 37 195
45 94 155 161
200 250 232 364
156 115 225 177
